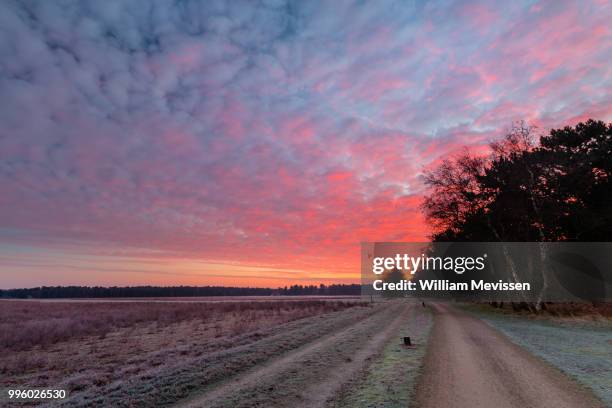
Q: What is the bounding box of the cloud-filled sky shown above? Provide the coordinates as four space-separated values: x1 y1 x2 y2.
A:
1 0 611 288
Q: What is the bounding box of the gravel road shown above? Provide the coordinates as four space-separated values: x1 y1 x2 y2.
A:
415 303 605 408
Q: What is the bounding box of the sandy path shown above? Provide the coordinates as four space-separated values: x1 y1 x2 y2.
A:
415 303 604 408
177 301 410 408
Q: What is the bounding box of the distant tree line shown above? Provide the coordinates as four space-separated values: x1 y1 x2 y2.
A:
423 119 611 242
0 284 362 299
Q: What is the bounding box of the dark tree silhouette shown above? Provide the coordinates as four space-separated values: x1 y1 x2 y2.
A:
422 119 612 242
421 119 611 311
0 284 362 298
538 120 612 240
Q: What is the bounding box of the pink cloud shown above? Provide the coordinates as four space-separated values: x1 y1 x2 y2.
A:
0 0 610 287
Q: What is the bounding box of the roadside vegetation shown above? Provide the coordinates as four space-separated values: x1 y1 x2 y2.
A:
333 304 433 408
464 303 612 406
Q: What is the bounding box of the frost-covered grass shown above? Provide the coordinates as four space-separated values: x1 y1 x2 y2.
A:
465 305 612 406
0 300 368 407
334 303 433 407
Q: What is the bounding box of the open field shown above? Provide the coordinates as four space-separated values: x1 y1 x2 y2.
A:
1 299 363 404
0 299 360 352
0 298 432 407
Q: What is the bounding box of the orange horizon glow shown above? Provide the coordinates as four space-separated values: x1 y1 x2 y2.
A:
1 1 611 289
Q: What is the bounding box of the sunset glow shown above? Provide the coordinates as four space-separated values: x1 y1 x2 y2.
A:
1 0 611 288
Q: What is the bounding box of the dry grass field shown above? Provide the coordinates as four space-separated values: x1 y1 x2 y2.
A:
0 299 358 351
2 299 386 406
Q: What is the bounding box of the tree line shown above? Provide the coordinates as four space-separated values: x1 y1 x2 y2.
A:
0 284 362 299
422 119 611 242
419 119 611 311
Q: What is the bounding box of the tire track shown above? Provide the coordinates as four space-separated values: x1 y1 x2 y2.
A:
177 301 411 408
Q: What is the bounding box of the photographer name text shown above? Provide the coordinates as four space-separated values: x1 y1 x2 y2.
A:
373 279 531 291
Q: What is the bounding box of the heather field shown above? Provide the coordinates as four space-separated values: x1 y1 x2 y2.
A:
0 299 359 352
0 298 435 407
0 299 365 405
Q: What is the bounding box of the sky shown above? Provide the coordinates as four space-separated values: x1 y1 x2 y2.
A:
0 0 611 288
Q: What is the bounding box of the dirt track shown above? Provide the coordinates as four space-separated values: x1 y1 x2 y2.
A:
176 301 414 408
415 303 604 408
